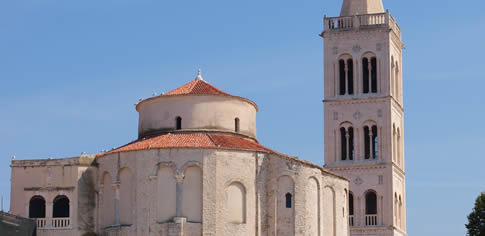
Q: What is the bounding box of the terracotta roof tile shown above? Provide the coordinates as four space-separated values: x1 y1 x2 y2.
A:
137 79 258 111
96 132 349 181
101 133 273 155
164 80 231 96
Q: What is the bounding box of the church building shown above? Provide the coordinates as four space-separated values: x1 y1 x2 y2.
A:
9 0 406 236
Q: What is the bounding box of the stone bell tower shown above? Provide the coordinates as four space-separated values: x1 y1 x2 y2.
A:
321 0 407 235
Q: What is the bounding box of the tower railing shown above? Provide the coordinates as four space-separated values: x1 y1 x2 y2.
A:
365 214 378 226
324 11 401 37
35 217 72 229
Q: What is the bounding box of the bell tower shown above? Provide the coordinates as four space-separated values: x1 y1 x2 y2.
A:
321 0 407 235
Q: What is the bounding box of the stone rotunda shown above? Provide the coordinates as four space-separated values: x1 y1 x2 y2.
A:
10 71 349 236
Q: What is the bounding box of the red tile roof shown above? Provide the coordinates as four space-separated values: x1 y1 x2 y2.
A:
164 79 231 96
96 132 348 181
136 79 258 111
101 133 275 155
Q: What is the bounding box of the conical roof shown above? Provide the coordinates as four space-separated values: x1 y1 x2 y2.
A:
136 71 258 111
340 0 385 16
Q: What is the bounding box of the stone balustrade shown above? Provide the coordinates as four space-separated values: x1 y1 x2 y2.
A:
324 11 401 37
35 217 71 229
365 214 378 226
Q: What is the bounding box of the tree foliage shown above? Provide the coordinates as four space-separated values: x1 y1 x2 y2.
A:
466 192 485 236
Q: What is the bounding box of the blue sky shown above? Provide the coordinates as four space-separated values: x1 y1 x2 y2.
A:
1 0 484 235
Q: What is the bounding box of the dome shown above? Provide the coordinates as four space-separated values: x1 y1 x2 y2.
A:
136 71 258 139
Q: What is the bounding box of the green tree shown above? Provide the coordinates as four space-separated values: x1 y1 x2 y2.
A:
466 192 485 236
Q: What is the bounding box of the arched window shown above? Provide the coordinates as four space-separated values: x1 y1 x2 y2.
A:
349 192 354 216
340 126 354 161
347 59 354 95
29 196 46 218
340 127 347 160
397 128 401 166
285 193 292 208
235 118 240 133
349 192 354 226
364 125 378 159
339 57 354 95
371 58 377 93
339 60 346 95
365 191 378 226
399 195 403 228
365 191 377 215
53 195 69 218
395 61 400 100
363 56 378 94
176 116 182 130
372 125 378 159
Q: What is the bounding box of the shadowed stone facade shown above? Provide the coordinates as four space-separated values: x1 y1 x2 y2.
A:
10 74 349 236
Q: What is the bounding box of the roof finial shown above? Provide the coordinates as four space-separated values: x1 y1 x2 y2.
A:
195 69 204 81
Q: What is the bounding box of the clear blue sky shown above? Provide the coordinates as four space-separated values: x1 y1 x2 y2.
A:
1 0 484 235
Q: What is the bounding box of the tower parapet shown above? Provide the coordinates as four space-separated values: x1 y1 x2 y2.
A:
323 10 401 39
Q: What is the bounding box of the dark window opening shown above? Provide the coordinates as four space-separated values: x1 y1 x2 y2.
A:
371 57 377 93
363 58 369 94
176 117 182 130
53 195 69 218
347 59 354 95
340 127 347 160
372 125 378 159
364 126 370 159
365 192 377 215
349 193 354 216
285 193 292 208
29 196 46 218
339 59 346 95
348 127 354 160
235 118 240 133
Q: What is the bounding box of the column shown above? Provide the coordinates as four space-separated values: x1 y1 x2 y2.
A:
345 130 350 161
344 62 349 95
368 59 372 92
368 129 374 159
113 183 120 225
174 174 185 218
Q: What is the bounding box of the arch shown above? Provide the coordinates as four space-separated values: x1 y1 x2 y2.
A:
182 165 202 223
365 190 377 215
235 117 240 133
399 195 403 228
53 195 69 218
397 128 401 166
176 116 182 130
306 177 320 235
339 122 354 161
323 186 336 236
102 172 114 227
394 193 398 225
393 124 397 162
120 168 133 225
277 175 295 236
362 52 378 94
391 56 395 96
349 192 354 216
29 196 46 218
226 182 246 224
157 166 176 222
151 161 177 178
395 61 400 100
338 54 354 95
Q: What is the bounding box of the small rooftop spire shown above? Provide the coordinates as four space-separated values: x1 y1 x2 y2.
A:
340 0 384 16
195 69 204 81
